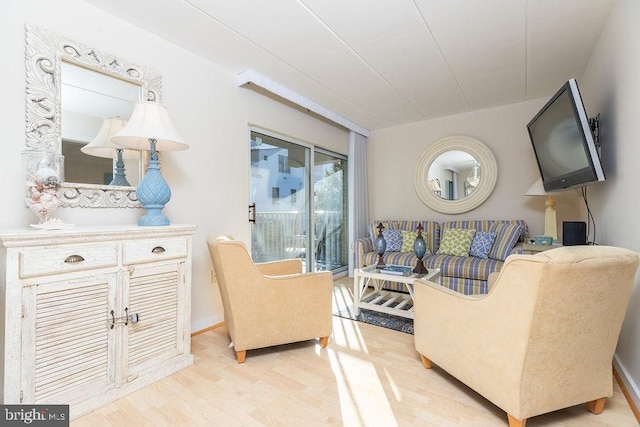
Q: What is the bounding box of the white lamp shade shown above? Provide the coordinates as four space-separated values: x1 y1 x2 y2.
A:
81 117 130 158
525 178 547 196
111 101 189 151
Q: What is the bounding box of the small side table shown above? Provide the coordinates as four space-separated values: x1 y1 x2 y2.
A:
522 243 562 254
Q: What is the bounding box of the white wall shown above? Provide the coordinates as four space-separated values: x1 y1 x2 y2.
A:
367 100 584 237
579 0 640 406
0 0 348 332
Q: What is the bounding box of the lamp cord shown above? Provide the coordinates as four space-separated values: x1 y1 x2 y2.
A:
582 186 597 245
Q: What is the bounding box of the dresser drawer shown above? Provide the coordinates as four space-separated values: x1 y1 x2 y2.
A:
20 244 118 278
123 238 188 265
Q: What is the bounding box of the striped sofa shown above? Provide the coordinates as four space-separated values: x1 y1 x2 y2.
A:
352 220 528 295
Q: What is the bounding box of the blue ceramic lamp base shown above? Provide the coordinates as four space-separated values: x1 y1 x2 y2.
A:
136 143 171 226
109 149 131 187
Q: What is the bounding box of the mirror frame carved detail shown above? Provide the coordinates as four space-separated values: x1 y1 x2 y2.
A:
25 24 162 208
414 135 498 214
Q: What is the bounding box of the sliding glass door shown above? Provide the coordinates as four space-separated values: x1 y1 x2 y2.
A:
314 149 348 273
249 130 347 274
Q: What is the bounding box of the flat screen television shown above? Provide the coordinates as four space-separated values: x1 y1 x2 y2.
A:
527 78 605 192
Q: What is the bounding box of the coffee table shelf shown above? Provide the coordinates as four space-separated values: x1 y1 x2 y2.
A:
353 265 441 319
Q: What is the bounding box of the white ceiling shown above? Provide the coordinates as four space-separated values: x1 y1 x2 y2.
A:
81 0 614 132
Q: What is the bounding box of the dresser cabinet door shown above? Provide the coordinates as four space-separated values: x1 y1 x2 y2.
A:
124 262 186 380
21 274 118 404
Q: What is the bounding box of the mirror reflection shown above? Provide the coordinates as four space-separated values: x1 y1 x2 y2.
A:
427 150 480 200
61 62 142 187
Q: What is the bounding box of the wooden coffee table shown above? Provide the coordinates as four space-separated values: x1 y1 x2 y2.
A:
353 265 441 319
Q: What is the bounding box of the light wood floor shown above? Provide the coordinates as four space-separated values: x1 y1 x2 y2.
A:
72 277 638 426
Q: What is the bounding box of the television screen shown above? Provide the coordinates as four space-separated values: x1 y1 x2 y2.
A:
527 79 605 191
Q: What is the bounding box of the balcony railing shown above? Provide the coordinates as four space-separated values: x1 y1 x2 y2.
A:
251 211 346 271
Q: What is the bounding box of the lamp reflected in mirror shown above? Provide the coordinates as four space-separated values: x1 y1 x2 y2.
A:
465 161 480 196
429 178 442 196
81 117 138 187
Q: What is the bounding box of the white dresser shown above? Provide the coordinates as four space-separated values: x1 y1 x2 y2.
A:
0 224 196 419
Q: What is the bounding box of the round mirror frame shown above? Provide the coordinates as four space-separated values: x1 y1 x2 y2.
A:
414 135 497 214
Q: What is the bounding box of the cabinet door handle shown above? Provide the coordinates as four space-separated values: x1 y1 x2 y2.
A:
152 246 165 254
64 254 85 263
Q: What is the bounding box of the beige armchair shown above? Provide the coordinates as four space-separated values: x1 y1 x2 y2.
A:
413 245 640 427
207 235 333 363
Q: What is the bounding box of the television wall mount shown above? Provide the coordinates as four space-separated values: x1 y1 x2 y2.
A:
589 113 600 149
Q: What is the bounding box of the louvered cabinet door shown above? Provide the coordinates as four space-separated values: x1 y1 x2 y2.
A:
21 274 118 404
124 262 186 379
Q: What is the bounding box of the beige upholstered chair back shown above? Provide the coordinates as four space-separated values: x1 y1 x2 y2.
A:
207 235 252 340
414 245 640 424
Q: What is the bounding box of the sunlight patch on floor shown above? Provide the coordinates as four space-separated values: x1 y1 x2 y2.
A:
327 348 398 427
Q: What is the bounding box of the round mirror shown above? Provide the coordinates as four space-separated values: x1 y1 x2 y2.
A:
414 135 497 214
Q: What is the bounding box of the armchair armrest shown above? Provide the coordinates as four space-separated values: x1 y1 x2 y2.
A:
255 258 303 276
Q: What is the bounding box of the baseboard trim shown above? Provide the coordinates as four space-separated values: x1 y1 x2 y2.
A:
613 355 640 423
191 322 225 337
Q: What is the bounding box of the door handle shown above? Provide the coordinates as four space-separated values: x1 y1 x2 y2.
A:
249 203 256 223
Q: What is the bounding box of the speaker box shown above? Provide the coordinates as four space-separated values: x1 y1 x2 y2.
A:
563 221 587 246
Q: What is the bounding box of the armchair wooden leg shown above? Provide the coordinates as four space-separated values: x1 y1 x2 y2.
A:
419 354 432 369
585 397 606 414
507 414 526 427
319 336 329 348
236 350 246 364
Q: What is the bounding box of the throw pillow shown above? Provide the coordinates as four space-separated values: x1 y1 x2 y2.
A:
382 229 403 252
488 223 524 261
469 231 496 259
437 228 476 257
400 230 431 254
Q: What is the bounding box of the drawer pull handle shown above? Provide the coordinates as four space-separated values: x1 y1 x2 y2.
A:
64 255 85 264
152 246 166 254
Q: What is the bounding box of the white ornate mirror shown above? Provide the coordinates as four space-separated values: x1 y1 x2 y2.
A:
25 24 161 208
414 135 497 214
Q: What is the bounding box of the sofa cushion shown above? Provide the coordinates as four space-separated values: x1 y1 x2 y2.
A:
425 254 503 282
371 221 440 253
469 231 496 259
437 228 476 257
362 251 416 268
488 223 524 261
382 229 403 252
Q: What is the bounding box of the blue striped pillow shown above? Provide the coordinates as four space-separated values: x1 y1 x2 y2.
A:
488 223 523 261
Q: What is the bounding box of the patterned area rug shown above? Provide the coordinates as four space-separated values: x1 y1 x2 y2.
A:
333 305 414 335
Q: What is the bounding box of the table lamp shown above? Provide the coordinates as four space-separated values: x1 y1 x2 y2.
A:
81 117 133 186
111 101 189 226
525 178 557 240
